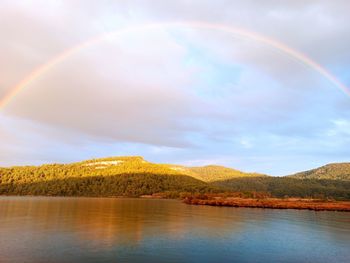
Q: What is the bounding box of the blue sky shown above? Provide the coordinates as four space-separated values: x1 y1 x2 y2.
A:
0 0 349 175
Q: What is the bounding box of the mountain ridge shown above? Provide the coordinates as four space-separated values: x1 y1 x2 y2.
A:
0 156 265 182
2 156 350 181
1 156 349 200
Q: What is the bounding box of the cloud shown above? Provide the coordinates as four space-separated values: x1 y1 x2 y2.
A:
4 30 203 147
0 0 349 174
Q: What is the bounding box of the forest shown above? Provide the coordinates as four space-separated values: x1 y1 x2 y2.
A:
212 177 350 200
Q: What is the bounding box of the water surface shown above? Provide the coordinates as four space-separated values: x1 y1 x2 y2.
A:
0 197 349 263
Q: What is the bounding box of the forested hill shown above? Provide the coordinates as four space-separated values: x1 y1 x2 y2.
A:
0 156 264 185
189 165 265 181
164 164 266 182
0 156 215 197
0 156 349 199
0 156 259 197
289 163 350 180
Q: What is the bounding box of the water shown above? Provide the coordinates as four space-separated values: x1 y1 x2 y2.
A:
0 197 349 263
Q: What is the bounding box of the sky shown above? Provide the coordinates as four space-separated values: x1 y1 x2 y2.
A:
0 0 350 175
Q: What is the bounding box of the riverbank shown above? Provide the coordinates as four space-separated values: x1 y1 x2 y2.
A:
183 196 350 211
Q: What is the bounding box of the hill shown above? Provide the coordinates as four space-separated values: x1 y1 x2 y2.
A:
164 164 265 182
289 163 350 180
0 156 217 197
1 156 350 200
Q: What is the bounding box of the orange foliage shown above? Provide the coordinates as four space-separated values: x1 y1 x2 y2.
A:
183 195 350 212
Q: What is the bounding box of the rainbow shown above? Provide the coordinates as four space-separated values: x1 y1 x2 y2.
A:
1 21 349 109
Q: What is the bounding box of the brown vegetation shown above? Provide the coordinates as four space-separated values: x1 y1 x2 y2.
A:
182 193 350 212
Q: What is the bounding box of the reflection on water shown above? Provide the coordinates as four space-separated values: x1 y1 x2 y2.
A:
0 197 349 263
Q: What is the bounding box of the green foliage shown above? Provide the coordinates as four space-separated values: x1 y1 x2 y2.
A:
212 177 350 200
0 173 216 197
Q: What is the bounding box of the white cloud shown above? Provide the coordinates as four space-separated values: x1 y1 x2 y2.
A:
0 0 349 173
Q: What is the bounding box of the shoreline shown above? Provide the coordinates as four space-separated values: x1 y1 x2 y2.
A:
2 195 350 212
183 197 350 212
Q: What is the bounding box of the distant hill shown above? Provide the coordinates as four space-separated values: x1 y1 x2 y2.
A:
163 164 265 182
289 163 350 180
186 165 264 182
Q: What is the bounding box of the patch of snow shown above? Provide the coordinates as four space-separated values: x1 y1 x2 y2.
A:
84 160 124 167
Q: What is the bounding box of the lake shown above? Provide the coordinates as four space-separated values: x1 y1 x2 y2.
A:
0 197 349 263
